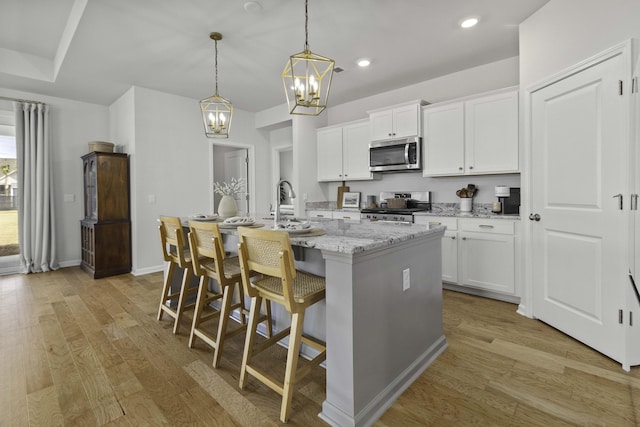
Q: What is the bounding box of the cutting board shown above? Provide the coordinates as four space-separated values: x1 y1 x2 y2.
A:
336 182 349 209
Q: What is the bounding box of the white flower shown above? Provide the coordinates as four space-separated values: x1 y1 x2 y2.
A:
213 177 245 196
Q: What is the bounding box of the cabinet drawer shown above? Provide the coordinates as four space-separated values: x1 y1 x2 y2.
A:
459 218 514 235
332 210 360 220
415 216 457 231
307 210 332 219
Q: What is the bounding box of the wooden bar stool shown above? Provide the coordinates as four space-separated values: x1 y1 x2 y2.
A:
188 220 272 368
157 215 198 334
237 227 326 423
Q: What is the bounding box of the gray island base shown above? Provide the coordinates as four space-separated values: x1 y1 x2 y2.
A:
199 218 447 426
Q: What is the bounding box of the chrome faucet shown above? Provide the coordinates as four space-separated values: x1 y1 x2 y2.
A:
275 179 296 227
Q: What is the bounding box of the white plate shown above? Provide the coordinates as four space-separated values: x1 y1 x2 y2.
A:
189 213 218 220
285 228 314 234
273 226 313 234
220 220 255 228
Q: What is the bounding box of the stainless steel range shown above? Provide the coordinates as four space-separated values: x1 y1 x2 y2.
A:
360 191 431 223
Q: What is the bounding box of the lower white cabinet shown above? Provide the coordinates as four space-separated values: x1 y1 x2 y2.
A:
306 210 361 221
307 210 333 219
458 219 515 295
331 210 360 220
414 215 518 300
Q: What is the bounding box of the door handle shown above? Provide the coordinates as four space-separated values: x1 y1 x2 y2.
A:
631 194 638 211
528 213 540 221
612 193 623 210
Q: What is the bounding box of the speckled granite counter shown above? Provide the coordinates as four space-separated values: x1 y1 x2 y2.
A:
416 202 521 220
217 217 445 254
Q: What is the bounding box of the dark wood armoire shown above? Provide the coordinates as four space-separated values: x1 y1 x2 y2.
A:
80 151 131 278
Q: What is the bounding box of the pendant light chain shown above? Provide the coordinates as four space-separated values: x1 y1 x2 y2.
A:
304 0 309 52
214 38 219 96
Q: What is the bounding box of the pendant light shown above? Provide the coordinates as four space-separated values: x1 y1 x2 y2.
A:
282 0 335 116
200 32 233 138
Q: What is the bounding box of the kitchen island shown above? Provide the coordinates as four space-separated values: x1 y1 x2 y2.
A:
193 217 446 427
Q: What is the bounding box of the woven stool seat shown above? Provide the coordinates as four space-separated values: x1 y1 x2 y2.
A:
253 271 325 303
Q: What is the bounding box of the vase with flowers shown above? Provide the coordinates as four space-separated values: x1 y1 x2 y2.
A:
214 177 244 218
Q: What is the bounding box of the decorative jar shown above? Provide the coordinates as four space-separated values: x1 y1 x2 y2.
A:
218 195 238 218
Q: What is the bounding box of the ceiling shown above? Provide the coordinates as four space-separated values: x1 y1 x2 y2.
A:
0 0 550 113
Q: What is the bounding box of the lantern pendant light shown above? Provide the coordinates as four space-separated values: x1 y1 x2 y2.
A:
200 32 233 138
282 0 335 116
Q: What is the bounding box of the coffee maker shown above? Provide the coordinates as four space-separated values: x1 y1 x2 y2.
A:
494 186 520 215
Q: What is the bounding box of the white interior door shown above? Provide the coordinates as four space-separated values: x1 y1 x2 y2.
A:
224 149 249 215
530 48 629 364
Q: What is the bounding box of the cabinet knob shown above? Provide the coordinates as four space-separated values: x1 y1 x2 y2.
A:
462 237 467 240
468 166 474 170
458 167 463 171
451 236 456 240
528 213 541 221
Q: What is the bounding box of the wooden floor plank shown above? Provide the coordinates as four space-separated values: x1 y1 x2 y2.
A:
2 267 639 426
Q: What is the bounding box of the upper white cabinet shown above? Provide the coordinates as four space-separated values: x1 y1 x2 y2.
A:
368 101 423 141
422 87 519 176
317 119 373 182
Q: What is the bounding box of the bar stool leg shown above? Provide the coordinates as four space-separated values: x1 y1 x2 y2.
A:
157 261 176 321
280 311 305 423
189 275 208 348
212 284 235 368
264 299 273 338
240 295 263 389
172 266 193 334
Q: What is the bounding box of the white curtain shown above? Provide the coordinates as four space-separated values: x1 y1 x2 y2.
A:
14 102 58 273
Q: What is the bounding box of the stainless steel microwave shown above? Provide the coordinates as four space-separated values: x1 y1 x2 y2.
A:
369 136 421 172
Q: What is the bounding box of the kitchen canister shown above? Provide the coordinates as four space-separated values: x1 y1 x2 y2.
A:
459 197 472 213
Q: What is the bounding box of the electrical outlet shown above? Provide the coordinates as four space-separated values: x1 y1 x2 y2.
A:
403 268 410 291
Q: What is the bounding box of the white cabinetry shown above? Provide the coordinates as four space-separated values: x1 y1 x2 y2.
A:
458 219 515 295
422 87 519 176
331 210 360 220
414 216 458 283
317 119 373 182
414 215 518 302
368 101 422 141
306 210 333 219
306 210 360 221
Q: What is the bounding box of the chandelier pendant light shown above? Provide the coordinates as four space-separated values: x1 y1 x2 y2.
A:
200 32 233 138
282 0 335 116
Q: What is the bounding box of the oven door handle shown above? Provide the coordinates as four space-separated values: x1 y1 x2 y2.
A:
404 143 410 164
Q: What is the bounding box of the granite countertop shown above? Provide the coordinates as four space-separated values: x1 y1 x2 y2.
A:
206 216 445 255
415 203 521 220
414 211 521 220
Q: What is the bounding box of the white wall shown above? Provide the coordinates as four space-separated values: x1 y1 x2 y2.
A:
292 114 328 214
115 86 270 274
0 89 109 267
520 0 640 89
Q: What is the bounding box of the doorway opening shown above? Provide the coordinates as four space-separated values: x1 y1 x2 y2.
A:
211 143 253 216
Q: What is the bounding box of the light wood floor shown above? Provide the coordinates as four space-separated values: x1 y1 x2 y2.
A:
1 267 639 426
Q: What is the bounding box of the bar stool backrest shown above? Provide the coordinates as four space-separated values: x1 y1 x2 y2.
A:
158 215 189 268
188 220 226 278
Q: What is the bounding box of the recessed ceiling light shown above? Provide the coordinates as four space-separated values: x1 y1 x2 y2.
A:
243 1 262 12
460 17 479 28
357 58 371 67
